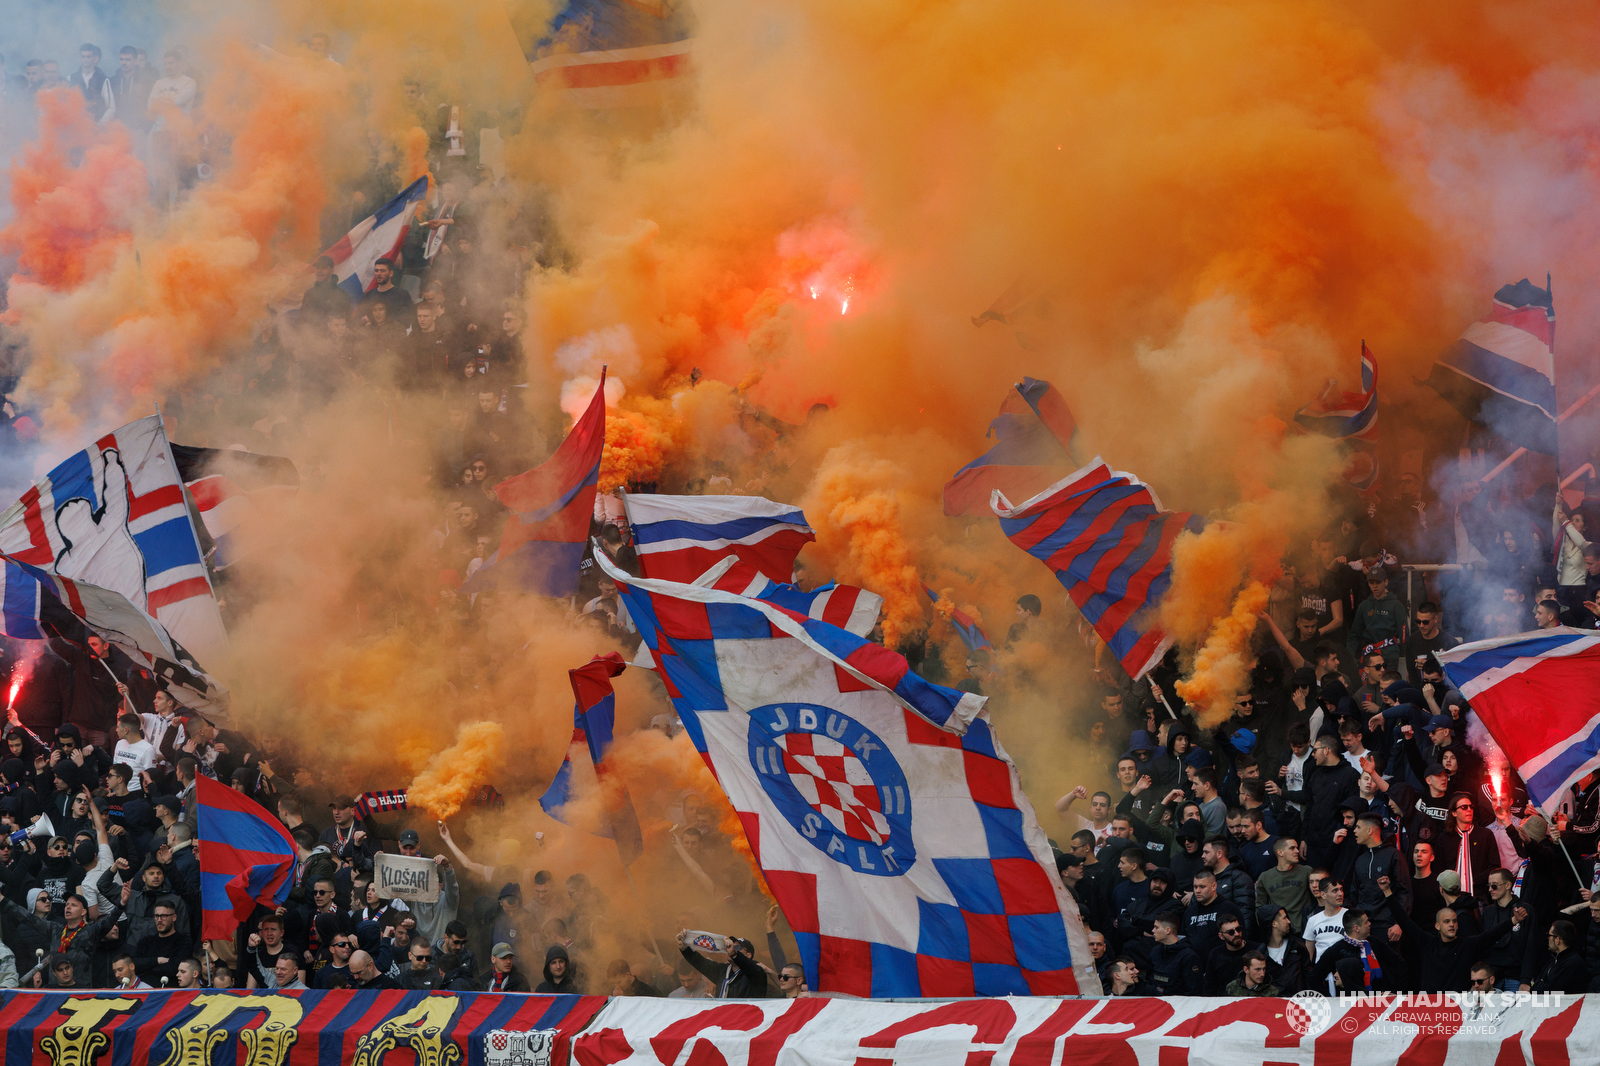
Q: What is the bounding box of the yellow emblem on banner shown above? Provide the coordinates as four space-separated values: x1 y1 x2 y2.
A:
39 998 139 1066
155 994 303 1066
352 996 462 1066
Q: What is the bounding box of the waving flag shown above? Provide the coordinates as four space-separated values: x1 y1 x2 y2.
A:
1296 341 1379 440
477 370 607 596
321 177 429 299
1425 278 1558 454
517 0 694 109
170 444 299 569
1438 628 1600 815
540 652 644 865
0 553 224 712
924 586 991 651
0 416 229 672
624 494 814 585
943 378 1078 517
195 773 299 939
596 553 1099 998
995 457 1204 679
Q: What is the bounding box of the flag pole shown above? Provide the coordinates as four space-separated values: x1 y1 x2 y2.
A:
1478 381 1600 485
153 405 226 614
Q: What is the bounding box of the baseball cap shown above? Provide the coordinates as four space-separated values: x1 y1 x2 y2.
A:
498 882 522 900
1437 870 1461 893
1366 566 1389 584
1424 763 1448 779
153 795 182 816
399 829 420 846
328 796 356 810
1427 715 1453 731
491 942 515 959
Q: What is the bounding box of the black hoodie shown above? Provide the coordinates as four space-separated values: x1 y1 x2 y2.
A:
535 943 580 993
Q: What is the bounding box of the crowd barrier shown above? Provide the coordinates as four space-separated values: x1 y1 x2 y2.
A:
0 989 1591 1066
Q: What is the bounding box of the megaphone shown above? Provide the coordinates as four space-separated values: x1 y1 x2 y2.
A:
9 813 54 846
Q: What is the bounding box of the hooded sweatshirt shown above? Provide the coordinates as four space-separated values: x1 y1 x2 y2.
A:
534 944 578 993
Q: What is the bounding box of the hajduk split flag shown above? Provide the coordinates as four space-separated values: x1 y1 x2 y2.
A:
995 457 1204 679
522 0 694 109
539 652 644 865
625 494 816 587
320 177 429 299
0 416 229 673
0 553 224 711
477 369 607 597
1425 278 1558 454
944 378 1078 517
595 552 1099 998
170 444 299 569
1438 628 1600 815
195 773 299 939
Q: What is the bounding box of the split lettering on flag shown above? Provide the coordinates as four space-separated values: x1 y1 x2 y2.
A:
994 457 1204 680
539 652 644 865
595 552 1099 998
1438 628 1600 815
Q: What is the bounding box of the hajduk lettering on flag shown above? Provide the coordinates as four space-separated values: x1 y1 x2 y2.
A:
994 457 1204 680
0 552 223 711
195 773 299 939
1424 277 1558 455
595 551 1099 998
518 0 694 110
170 443 299 569
1438 628 1600 815
320 177 430 299
540 652 644 865
0 416 229 673
473 369 607 597
943 378 1078 517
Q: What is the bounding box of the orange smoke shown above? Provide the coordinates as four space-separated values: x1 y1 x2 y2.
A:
407 720 507 819
2 89 145 291
1174 580 1271 725
602 401 683 492
801 442 924 645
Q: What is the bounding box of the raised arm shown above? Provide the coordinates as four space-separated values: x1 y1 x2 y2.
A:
434 822 493 882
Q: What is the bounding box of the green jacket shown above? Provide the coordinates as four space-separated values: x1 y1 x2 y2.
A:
1348 592 1408 661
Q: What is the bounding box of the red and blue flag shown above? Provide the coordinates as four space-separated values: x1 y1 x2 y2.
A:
521 0 694 110
540 652 644 865
923 586 991 651
1425 278 1558 454
195 773 299 940
943 378 1078 517
994 458 1204 679
1295 341 1378 441
1438 628 1600 815
479 370 607 597
320 177 429 299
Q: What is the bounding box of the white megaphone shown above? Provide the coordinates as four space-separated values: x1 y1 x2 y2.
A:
9 813 54 846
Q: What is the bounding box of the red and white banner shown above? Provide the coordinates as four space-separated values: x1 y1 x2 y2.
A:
573 994 1594 1066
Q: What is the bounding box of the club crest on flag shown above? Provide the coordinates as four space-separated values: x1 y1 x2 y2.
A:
749 703 913 877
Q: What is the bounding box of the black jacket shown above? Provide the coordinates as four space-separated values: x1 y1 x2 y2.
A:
1532 948 1587 994
1139 936 1202 996
478 966 532 993
1481 898 1541 985
680 943 769 998
1263 938 1310 995
534 944 581 994
1390 902 1503 992
1348 843 1411 924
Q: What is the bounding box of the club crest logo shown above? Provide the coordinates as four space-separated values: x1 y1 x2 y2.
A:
747 703 914 877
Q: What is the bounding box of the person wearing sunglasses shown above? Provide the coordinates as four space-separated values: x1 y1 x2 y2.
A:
314 934 355 989
776 964 808 998
1441 792 1516 900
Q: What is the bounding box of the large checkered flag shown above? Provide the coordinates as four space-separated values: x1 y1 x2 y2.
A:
594 553 1100 998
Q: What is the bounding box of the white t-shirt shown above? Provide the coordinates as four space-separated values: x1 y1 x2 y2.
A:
1303 908 1348 961
112 739 159 790
79 843 115 911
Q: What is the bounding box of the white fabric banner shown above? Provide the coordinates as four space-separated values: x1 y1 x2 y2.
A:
573 994 1595 1066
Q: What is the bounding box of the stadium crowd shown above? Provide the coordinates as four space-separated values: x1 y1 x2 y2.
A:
0 30 1597 1002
